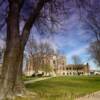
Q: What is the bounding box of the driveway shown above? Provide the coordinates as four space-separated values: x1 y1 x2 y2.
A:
76 91 100 100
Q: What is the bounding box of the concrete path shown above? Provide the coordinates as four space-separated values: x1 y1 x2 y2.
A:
76 91 100 100
24 77 53 84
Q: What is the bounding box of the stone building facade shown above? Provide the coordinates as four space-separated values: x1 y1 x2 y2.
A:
24 53 66 76
58 64 90 76
25 53 90 76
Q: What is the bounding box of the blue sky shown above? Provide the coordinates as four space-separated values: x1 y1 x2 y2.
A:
0 0 98 70
0 13 96 70
28 12 97 70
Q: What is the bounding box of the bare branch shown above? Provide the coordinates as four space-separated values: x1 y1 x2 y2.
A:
21 0 48 46
0 0 6 6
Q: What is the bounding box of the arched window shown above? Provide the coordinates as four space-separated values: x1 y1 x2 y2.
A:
63 72 65 75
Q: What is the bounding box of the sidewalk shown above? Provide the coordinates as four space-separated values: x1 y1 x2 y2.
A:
76 91 100 100
24 77 53 84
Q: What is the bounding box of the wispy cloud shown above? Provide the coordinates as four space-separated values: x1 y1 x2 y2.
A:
67 45 88 57
66 44 89 64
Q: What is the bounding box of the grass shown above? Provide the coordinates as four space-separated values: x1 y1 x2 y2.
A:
25 76 100 100
22 76 51 81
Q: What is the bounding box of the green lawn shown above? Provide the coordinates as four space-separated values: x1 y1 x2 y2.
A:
25 76 100 100
23 76 51 81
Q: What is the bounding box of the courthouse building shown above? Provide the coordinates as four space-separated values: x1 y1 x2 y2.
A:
25 53 90 76
25 53 66 76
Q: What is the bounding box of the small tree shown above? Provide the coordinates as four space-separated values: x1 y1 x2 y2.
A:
72 55 82 75
26 36 55 74
89 41 100 66
72 55 82 65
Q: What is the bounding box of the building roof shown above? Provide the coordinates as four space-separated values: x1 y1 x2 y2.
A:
66 64 88 68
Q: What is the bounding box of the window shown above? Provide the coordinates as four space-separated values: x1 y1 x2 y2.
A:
66 68 68 70
63 72 65 75
53 60 56 64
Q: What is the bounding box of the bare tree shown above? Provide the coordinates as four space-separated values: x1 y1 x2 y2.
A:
38 41 54 74
83 3 100 66
89 41 100 66
72 55 82 65
75 0 100 40
0 0 98 99
82 1 100 66
0 0 70 99
72 55 82 75
75 0 100 66
26 36 54 75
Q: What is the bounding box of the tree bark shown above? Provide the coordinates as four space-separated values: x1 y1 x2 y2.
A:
0 1 25 99
0 0 48 99
0 38 25 99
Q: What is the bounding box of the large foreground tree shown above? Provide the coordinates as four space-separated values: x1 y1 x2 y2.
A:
0 0 69 99
0 0 98 99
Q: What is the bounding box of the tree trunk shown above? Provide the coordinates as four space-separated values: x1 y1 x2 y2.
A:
0 1 26 99
0 0 47 99
0 38 25 100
